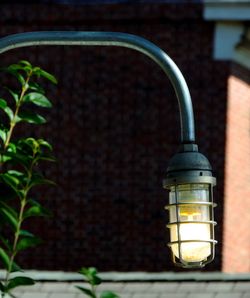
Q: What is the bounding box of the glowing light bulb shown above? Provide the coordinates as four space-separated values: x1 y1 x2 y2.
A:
168 184 212 263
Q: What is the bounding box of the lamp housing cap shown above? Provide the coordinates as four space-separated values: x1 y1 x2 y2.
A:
163 144 216 188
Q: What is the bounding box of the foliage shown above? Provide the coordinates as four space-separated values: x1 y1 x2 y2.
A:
0 61 119 298
76 267 120 298
0 60 56 298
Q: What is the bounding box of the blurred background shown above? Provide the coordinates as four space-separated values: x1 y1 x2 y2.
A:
0 0 249 273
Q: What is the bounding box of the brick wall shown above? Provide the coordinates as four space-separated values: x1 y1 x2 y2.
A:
223 63 250 272
0 3 229 271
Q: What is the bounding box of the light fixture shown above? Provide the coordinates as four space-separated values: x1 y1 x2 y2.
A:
0 31 217 268
163 143 217 268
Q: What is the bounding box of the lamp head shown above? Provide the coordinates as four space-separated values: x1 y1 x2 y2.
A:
163 144 217 269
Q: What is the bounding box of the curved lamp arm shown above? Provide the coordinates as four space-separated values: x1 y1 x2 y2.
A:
0 31 195 143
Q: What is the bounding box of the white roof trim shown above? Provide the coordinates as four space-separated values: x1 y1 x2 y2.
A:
204 1 250 20
205 0 250 2
213 22 244 60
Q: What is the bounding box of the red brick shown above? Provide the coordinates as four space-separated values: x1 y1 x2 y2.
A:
223 63 250 272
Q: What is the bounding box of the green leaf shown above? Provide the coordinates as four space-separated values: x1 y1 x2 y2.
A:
0 236 11 251
1 173 19 190
0 208 18 229
11 262 22 273
16 237 41 251
0 99 14 120
7 170 24 178
29 174 56 188
20 137 38 149
0 247 22 272
28 82 45 94
37 139 53 151
7 276 34 290
88 267 98 275
5 88 19 104
7 64 24 71
24 205 51 219
0 154 12 163
18 111 46 124
0 247 10 270
38 155 56 162
100 291 120 298
79 267 102 286
92 276 102 286
3 151 30 169
4 106 14 121
6 170 25 186
79 267 97 277
18 138 39 154
19 230 35 238
0 129 7 143
37 69 57 84
0 201 18 216
3 67 26 86
0 281 5 292
0 98 7 108
75 286 95 298
7 142 17 153
0 203 18 230
23 92 52 108
19 60 31 67
27 199 40 206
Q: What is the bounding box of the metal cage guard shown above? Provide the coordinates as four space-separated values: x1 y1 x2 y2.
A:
166 183 217 268
0 31 195 143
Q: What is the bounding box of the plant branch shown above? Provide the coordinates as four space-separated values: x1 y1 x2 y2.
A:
2 71 34 293
91 284 97 298
3 137 35 294
4 72 32 150
0 61 56 297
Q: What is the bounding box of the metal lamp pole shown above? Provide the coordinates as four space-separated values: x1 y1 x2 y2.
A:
0 31 217 268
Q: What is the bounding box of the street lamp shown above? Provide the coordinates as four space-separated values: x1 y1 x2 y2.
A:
163 143 216 268
0 31 217 268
